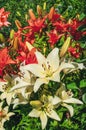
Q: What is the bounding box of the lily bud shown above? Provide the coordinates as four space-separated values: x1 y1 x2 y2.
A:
13 37 18 50
43 2 46 10
28 9 36 20
60 37 71 57
37 5 42 16
30 100 42 108
10 29 15 40
15 20 22 29
0 33 5 42
48 7 55 20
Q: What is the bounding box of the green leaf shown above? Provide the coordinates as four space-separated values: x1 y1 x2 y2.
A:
67 82 78 89
80 79 86 88
79 13 86 21
82 93 86 103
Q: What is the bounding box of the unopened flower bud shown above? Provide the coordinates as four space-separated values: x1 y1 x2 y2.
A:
37 5 42 16
28 9 36 20
15 20 22 29
13 37 18 50
30 100 42 108
60 37 71 57
10 29 15 40
48 7 55 20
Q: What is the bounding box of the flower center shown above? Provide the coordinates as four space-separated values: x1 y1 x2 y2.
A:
42 62 53 77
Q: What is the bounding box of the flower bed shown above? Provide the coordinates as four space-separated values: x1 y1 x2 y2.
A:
0 3 86 130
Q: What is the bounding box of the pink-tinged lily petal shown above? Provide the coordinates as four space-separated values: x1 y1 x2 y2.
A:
47 48 59 70
58 63 74 73
40 111 48 130
35 51 46 65
46 109 61 121
29 109 41 117
34 78 49 92
21 64 45 78
63 98 83 104
62 103 74 117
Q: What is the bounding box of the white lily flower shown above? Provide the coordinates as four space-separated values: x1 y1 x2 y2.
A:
21 48 74 92
10 69 35 92
56 90 83 116
0 102 14 129
0 81 16 105
12 92 28 108
29 95 61 129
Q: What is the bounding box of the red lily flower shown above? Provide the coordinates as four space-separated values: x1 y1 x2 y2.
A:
66 19 84 40
28 17 46 33
68 44 82 58
0 8 10 28
24 31 35 44
47 29 63 47
16 48 38 65
0 48 15 77
53 21 67 33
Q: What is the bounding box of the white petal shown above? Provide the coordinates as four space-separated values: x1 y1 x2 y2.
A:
0 92 7 100
50 71 60 82
26 42 34 51
40 111 48 130
6 93 13 105
10 81 30 91
63 98 83 104
0 82 7 87
35 51 46 65
62 103 74 117
72 62 85 70
52 96 61 105
46 109 60 121
47 48 59 70
34 78 49 92
48 96 61 105
7 112 15 119
4 106 9 113
22 64 45 78
29 109 41 117
59 63 74 72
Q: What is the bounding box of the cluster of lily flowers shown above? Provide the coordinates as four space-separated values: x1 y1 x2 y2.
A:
0 5 86 130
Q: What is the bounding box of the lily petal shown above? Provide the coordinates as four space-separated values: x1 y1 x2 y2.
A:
40 111 48 130
59 63 74 73
47 48 59 70
10 80 30 91
63 98 83 104
35 51 46 65
21 64 45 78
34 78 49 92
6 93 13 105
7 112 15 120
46 109 60 121
50 71 60 82
29 109 41 117
62 103 74 117
52 96 61 105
